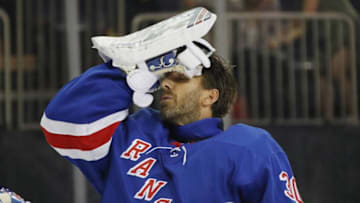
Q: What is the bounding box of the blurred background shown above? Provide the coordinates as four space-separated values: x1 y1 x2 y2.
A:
1 0 360 202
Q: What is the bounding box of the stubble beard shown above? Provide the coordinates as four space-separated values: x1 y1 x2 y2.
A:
160 90 201 125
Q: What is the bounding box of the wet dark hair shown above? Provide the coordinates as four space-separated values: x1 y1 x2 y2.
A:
201 54 237 118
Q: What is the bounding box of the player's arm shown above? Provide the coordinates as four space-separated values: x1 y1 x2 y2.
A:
258 152 303 203
40 43 215 193
40 61 132 193
232 135 303 203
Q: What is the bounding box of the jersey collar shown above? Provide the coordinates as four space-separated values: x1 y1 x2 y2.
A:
167 118 223 143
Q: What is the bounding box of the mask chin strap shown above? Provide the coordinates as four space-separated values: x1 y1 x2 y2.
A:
176 38 215 78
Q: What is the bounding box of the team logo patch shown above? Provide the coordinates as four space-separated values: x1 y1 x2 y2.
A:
147 51 177 72
279 171 303 203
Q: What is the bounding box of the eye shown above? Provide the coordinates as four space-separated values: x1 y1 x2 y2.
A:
173 74 189 82
162 72 190 82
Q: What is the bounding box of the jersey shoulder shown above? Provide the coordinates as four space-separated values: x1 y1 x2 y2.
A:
214 123 285 157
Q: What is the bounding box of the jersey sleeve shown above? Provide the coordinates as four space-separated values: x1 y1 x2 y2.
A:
40 62 132 193
230 127 303 203
260 152 303 203
235 151 303 203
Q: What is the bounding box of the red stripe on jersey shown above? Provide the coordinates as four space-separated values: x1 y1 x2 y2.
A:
42 121 121 150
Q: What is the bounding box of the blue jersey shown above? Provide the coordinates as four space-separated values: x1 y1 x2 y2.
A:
40 62 303 203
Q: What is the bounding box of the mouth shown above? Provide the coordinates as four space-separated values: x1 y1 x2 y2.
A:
160 93 174 103
161 94 172 101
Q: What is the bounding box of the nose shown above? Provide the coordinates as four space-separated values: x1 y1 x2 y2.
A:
160 77 173 90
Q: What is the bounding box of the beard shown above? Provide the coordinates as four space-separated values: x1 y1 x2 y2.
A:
160 89 201 125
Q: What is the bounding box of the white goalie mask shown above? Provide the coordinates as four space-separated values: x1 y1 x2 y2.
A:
91 7 217 107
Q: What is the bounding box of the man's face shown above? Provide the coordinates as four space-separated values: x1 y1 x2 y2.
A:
159 71 204 125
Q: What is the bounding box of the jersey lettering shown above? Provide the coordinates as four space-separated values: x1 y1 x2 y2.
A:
121 139 152 161
127 158 157 178
279 171 303 203
154 198 173 203
134 178 167 201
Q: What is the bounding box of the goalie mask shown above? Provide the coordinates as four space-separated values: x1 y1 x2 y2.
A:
91 7 217 107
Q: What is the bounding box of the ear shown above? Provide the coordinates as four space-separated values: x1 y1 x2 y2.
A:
201 89 219 107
